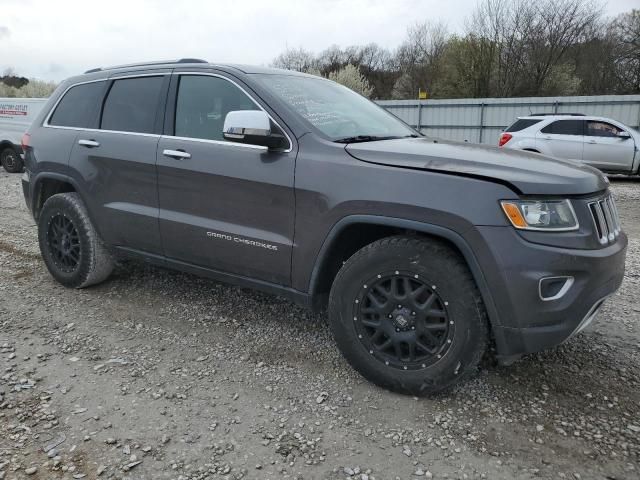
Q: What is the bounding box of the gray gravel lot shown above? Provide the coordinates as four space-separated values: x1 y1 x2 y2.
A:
0 171 638 480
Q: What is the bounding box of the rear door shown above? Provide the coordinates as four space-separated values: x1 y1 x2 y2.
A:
68 73 170 255
156 72 296 285
535 119 584 160
582 120 636 172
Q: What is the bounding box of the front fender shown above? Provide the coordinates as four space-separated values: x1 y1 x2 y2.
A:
308 215 503 333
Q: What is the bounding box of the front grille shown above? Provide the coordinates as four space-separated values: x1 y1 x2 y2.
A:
588 194 621 244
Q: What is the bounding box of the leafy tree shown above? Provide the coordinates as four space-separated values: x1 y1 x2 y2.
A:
1 68 29 89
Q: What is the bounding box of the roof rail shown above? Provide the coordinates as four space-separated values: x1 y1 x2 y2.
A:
84 58 208 74
530 113 585 117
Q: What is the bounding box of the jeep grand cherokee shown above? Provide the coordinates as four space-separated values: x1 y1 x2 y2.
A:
21 59 627 395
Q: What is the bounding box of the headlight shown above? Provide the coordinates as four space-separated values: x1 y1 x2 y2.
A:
500 199 578 231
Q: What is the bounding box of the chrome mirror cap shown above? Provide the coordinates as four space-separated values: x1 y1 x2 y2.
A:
223 110 271 140
223 110 287 150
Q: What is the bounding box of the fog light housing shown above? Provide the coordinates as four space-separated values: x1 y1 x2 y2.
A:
539 276 574 301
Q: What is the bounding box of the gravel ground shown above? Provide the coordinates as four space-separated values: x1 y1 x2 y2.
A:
0 171 638 480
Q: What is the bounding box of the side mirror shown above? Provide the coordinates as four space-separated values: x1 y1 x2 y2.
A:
223 110 288 150
617 131 631 140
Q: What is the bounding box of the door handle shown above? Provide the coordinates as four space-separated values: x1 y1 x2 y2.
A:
78 139 100 148
163 149 191 160
543 136 552 140
588 140 597 144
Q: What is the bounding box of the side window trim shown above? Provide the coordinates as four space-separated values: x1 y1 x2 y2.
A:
165 71 292 152
44 73 171 136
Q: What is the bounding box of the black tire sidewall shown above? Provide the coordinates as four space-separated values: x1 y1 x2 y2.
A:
1 147 24 173
38 195 93 288
329 239 486 395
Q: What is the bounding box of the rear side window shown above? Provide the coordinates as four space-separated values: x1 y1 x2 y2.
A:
101 76 164 134
540 120 584 136
505 119 541 132
174 75 257 141
48 82 104 128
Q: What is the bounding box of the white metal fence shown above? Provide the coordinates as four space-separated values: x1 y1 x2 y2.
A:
377 95 640 145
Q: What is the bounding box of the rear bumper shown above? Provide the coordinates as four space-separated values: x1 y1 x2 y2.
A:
471 226 627 358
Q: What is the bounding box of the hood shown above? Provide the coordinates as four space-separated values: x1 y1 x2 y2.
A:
345 137 608 195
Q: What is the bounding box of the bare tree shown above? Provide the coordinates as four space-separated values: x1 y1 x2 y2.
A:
524 0 602 94
392 21 449 98
268 2 637 99
271 47 317 73
610 9 640 93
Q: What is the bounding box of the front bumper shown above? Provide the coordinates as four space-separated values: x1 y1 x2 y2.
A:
469 226 627 358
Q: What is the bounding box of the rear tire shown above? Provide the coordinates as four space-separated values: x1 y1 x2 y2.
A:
0 147 24 173
328 235 488 395
38 192 114 288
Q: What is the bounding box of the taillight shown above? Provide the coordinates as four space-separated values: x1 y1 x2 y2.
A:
498 133 512 147
21 133 31 150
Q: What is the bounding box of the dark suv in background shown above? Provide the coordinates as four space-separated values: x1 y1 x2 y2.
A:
21 59 627 395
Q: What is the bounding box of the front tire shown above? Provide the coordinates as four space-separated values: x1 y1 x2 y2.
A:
0 147 24 173
38 193 114 288
328 236 488 395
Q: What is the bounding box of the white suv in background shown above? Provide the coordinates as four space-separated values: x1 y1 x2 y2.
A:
499 114 640 175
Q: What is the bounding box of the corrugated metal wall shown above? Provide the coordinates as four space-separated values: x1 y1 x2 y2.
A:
377 95 640 145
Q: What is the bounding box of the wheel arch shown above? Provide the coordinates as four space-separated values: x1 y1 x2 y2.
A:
0 140 20 153
31 172 80 220
308 215 502 331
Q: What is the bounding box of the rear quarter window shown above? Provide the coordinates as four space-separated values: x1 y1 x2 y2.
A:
505 119 542 132
48 82 105 128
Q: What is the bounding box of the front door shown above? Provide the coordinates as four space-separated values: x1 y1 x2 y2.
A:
582 120 636 172
156 73 296 285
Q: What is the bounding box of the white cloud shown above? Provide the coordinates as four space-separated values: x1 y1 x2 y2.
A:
0 0 636 82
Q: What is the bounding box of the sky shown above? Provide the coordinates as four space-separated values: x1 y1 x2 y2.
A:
0 0 637 82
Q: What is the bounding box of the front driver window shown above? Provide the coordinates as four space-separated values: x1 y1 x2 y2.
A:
586 121 622 138
175 75 257 142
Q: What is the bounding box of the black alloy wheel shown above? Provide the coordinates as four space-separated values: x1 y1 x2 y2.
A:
46 213 82 273
353 271 454 371
328 236 489 395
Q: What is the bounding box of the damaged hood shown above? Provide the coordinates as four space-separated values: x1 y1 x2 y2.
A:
345 137 608 195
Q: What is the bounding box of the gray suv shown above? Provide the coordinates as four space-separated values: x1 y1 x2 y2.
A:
21 59 627 395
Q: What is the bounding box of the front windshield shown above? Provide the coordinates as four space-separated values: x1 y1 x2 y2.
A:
254 74 417 142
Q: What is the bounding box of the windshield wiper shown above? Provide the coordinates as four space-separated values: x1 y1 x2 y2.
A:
334 135 403 144
334 134 421 144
